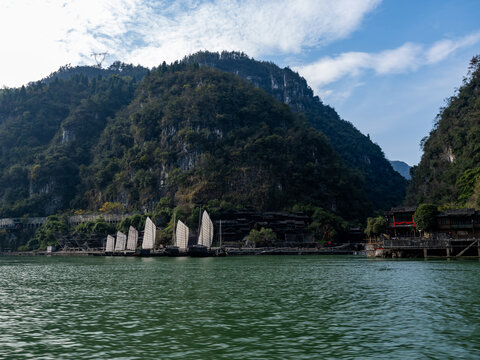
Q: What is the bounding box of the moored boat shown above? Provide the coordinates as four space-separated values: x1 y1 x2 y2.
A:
189 211 214 257
105 234 115 254
166 219 189 256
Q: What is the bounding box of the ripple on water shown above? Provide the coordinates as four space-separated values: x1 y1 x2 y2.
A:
1 256 480 359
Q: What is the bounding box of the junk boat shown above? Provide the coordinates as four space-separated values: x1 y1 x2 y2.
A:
189 210 213 257
165 219 189 256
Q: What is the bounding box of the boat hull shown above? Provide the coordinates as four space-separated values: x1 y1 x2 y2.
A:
188 245 210 257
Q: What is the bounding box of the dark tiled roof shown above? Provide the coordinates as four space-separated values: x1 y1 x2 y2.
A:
385 206 417 215
438 208 475 216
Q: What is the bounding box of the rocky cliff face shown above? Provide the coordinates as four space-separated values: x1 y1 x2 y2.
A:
183 51 406 211
83 65 369 220
0 62 369 222
406 56 480 207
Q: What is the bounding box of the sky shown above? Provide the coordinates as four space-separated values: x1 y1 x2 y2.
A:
1 0 480 165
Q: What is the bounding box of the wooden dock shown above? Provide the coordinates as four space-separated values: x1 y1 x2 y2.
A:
368 238 480 258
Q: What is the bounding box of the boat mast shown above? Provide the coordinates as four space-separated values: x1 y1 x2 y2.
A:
219 220 222 248
172 210 176 246
198 206 202 245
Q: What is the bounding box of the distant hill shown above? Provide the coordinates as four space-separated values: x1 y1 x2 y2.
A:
182 51 406 211
389 160 411 180
406 55 480 207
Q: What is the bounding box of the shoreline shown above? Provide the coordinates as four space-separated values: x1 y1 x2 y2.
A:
0 246 355 257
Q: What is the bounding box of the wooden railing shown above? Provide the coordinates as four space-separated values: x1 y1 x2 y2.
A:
383 238 478 249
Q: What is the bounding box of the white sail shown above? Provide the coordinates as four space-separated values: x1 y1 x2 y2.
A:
198 210 214 248
115 231 127 251
142 217 156 249
105 235 115 252
175 220 189 250
126 226 138 251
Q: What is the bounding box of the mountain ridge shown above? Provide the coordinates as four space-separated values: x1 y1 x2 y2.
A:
182 51 407 211
389 160 411 180
0 61 369 224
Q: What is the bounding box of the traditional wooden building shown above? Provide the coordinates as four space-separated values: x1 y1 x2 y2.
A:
385 206 417 237
436 208 480 238
215 210 311 245
385 206 480 239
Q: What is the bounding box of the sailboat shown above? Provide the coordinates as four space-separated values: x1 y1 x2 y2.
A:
126 226 138 252
189 210 213 257
166 219 189 256
114 231 127 252
105 234 115 253
141 217 156 253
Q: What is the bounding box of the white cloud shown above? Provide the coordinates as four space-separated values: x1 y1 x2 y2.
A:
296 32 480 96
372 43 422 74
426 32 480 64
0 0 380 87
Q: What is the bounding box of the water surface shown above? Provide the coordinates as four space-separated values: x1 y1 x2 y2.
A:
1 255 479 359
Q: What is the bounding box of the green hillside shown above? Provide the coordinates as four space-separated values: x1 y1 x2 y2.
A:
0 62 369 223
183 51 407 211
406 56 480 208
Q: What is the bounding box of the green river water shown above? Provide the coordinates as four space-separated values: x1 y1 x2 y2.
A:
0 255 479 359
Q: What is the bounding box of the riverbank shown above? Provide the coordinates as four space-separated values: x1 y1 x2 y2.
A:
0 245 355 257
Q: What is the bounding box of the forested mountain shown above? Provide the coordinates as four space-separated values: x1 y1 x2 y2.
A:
406 56 480 207
0 62 369 223
390 160 411 180
0 72 138 216
182 51 407 210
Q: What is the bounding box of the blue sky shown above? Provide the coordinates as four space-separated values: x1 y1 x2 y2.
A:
1 0 479 165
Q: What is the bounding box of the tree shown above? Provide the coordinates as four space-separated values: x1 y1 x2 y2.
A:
372 216 387 235
99 202 124 214
20 215 68 250
309 207 348 242
247 227 276 247
364 216 387 239
414 204 437 232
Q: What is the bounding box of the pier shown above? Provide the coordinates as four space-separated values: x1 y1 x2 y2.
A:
368 237 480 258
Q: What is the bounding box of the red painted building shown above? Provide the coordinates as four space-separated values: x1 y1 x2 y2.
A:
385 206 480 238
385 206 417 237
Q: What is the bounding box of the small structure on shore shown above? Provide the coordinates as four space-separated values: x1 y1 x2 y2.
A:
385 206 480 239
369 206 480 258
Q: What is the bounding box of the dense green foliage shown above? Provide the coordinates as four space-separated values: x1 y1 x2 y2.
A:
0 70 138 216
44 62 149 84
73 217 117 235
84 64 368 220
183 51 407 211
19 215 68 250
308 206 349 242
414 204 438 232
364 216 388 238
117 213 151 233
247 227 277 246
0 57 377 230
407 56 480 208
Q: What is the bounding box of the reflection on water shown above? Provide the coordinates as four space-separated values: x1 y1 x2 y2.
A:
0 256 480 359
